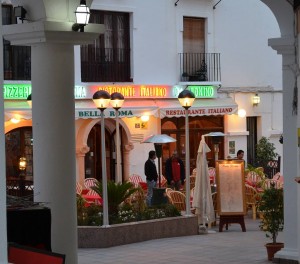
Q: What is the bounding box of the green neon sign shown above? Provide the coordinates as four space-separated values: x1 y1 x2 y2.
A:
3 84 32 99
3 84 88 99
187 85 215 98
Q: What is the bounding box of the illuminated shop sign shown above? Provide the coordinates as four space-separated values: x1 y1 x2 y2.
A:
4 84 217 99
173 85 216 98
163 107 235 117
187 85 216 98
77 110 134 118
3 84 32 99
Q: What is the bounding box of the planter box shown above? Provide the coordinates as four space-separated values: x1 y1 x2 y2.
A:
78 215 198 248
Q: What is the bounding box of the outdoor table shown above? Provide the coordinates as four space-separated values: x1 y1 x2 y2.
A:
81 194 102 205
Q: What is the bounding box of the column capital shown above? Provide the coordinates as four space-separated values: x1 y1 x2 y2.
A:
76 145 90 155
3 21 104 46
268 37 295 56
125 142 134 151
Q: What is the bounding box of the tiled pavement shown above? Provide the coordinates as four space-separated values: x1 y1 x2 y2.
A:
78 214 282 264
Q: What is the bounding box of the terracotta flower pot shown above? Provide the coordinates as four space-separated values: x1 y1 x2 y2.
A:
265 242 284 261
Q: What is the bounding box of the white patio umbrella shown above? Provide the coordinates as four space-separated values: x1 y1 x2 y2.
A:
192 135 215 229
141 134 176 188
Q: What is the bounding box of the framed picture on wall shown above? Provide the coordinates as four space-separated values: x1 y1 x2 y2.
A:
216 160 246 215
229 141 235 155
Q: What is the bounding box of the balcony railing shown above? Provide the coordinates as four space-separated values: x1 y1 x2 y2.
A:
81 48 131 82
179 53 221 82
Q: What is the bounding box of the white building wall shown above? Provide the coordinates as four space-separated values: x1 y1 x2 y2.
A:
76 0 284 167
213 0 282 89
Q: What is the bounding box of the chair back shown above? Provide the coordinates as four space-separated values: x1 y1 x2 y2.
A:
129 174 144 188
76 182 83 195
245 184 257 204
212 192 218 212
84 178 99 190
168 190 186 211
208 167 216 184
160 175 168 187
190 176 196 189
264 179 282 189
246 171 264 187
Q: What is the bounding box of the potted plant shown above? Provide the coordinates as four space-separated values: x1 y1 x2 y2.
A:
255 136 278 169
257 184 284 261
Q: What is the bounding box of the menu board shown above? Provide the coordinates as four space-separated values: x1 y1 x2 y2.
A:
216 160 246 215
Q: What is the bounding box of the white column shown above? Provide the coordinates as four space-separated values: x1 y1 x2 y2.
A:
31 43 78 264
269 37 299 261
0 7 8 263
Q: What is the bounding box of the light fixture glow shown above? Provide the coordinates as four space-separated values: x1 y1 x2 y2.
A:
141 115 150 122
19 157 27 171
110 92 125 110
11 117 20 124
238 109 247 118
92 90 111 110
178 90 195 109
252 94 260 106
73 0 90 32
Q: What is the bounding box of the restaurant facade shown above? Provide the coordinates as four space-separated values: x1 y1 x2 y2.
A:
4 82 243 186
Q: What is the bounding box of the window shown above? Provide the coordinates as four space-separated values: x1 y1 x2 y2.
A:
81 11 131 82
2 4 31 80
183 17 205 53
5 127 33 178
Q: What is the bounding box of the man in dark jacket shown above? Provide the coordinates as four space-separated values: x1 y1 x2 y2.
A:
144 150 158 206
165 150 185 190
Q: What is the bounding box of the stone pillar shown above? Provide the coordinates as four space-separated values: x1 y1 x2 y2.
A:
3 19 103 264
76 145 90 186
124 143 134 181
269 37 299 261
0 7 8 263
31 43 78 263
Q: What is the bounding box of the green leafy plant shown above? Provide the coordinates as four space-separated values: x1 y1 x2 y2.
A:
257 185 284 244
77 195 102 226
255 137 278 168
91 181 138 217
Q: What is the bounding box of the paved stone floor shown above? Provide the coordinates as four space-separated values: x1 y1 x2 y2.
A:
78 214 283 264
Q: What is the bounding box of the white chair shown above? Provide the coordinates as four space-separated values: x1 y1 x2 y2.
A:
84 178 99 190
129 174 145 188
76 182 83 195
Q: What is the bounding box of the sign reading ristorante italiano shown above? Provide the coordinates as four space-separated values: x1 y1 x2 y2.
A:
3 83 218 99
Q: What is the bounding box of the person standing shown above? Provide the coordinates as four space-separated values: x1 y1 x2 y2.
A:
144 150 158 206
165 150 185 190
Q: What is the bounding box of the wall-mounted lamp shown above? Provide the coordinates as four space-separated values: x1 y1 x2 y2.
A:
72 0 90 32
252 94 260 106
14 6 27 23
237 109 246 118
19 157 27 180
141 115 150 122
